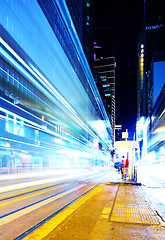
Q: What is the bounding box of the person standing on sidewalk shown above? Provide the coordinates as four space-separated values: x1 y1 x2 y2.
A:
121 156 129 180
120 156 124 179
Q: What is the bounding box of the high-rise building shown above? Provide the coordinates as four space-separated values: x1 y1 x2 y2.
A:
145 0 165 71
137 0 165 159
137 42 145 119
65 0 94 72
137 0 165 119
94 57 116 146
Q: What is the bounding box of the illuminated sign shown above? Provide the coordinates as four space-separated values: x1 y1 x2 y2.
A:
122 131 128 140
145 24 164 30
0 141 10 147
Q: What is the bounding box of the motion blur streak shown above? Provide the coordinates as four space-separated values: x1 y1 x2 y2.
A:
0 169 99 192
0 0 112 173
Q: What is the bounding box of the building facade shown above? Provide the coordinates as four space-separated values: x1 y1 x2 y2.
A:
61 0 94 72
94 57 116 146
0 0 112 172
137 0 165 161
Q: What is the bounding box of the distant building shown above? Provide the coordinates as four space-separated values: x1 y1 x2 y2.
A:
145 0 165 72
137 42 145 119
137 0 165 119
65 0 94 73
115 125 122 142
137 0 165 160
94 57 116 146
146 50 165 155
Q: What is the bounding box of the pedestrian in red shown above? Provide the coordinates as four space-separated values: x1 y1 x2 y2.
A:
121 156 129 180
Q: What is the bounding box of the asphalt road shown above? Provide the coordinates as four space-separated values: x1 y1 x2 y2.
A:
0 168 112 240
0 166 165 239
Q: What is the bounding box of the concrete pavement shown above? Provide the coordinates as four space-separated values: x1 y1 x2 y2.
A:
24 181 165 240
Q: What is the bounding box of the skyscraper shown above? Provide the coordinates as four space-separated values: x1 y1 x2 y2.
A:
137 0 165 119
65 0 94 72
94 57 116 145
137 0 165 159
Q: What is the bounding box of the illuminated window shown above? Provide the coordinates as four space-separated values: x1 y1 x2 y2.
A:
86 15 90 25
86 1 90 7
105 93 111 97
103 84 110 87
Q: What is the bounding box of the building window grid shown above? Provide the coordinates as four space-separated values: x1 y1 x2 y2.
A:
1 61 61 123
1 60 87 145
50 2 93 100
0 2 112 160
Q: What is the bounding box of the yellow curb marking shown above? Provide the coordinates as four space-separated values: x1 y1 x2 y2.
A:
22 184 104 240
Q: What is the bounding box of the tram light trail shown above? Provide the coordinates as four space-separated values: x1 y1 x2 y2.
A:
0 1 112 173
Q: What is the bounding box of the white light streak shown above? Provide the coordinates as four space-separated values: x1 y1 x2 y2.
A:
0 37 76 116
0 169 98 192
1 38 98 139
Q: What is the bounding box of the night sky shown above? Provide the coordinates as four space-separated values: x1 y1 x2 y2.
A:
94 0 143 136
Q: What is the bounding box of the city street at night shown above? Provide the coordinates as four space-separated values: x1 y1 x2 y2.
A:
0 0 165 239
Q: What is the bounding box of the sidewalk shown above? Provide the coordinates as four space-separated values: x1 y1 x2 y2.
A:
27 182 165 240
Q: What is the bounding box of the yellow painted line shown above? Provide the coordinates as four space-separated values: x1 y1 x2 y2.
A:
101 207 111 219
0 183 62 200
0 184 87 227
0 184 68 208
22 184 104 240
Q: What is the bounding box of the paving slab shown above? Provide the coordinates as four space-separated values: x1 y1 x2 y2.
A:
26 184 165 240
